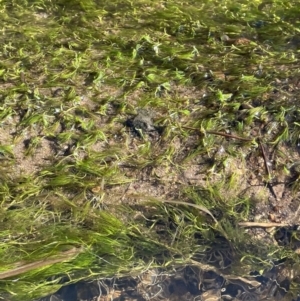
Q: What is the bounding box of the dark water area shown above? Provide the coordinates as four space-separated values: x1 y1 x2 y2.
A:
34 263 299 301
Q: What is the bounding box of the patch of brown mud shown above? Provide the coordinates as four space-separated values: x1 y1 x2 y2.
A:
0 122 53 176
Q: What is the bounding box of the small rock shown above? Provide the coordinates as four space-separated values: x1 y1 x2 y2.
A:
132 109 156 132
126 108 163 137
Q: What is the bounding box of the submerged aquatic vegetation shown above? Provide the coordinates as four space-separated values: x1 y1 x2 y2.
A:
0 0 300 299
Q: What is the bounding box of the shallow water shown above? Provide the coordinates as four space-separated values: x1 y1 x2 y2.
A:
1 0 300 300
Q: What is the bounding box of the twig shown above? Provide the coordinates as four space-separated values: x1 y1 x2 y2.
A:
238 222 287 228
206 130 253 142
0 247 84 279
258 139 278 200
259 140 272 180
181 126 254 142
